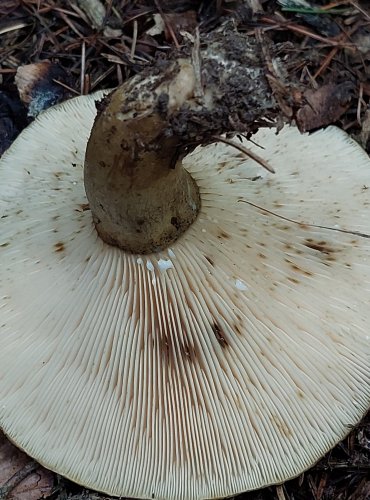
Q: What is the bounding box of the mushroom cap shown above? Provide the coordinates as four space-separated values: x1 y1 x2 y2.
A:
1 92 370 500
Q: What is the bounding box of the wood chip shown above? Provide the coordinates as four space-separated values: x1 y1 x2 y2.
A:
0 432 53 500
296 82 354 132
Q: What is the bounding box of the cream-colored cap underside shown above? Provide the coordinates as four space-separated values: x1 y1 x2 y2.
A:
0 93 370 500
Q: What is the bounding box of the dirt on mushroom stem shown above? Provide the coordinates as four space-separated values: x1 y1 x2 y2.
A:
84 25 280 254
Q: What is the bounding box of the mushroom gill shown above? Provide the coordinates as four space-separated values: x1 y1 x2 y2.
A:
0 92 370 499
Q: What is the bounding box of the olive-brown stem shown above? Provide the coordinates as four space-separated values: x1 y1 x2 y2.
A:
84 27 285 253
84 61 201 254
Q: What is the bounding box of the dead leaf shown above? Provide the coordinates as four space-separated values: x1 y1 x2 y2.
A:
0 431 53 500
296 82 354 132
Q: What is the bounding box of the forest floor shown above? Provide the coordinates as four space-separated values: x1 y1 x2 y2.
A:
0 1 370 499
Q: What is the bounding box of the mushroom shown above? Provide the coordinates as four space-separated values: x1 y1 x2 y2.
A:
1 50 370 500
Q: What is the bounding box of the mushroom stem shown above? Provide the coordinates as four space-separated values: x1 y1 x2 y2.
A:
85 27 278 254
84 60 201 254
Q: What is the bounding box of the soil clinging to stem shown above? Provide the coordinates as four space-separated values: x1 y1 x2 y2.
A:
84 24 280 253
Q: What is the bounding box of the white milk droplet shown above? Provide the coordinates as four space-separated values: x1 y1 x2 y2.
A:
158 259 174 272
146 261 154 272
235 279 248 291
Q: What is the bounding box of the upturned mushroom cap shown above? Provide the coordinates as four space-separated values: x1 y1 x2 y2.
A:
1 92 370 499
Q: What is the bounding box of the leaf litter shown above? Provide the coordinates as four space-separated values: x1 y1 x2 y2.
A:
0 1 369 499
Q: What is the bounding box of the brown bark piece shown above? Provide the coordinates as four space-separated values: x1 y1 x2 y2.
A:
296 82 354 132
0 432 53 500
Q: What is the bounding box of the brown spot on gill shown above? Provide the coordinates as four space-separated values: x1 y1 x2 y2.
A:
304 239 337 254
54 242 65 252
271 415 292 437
155 313 200 368
291 264 313 276
285 258 313 276
234 323 242 335
205 255 215 266
235 313 242 322
156 331 203 410
212 322 228 348
217 230 230 240
297 390 305 399
288 277 300 284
